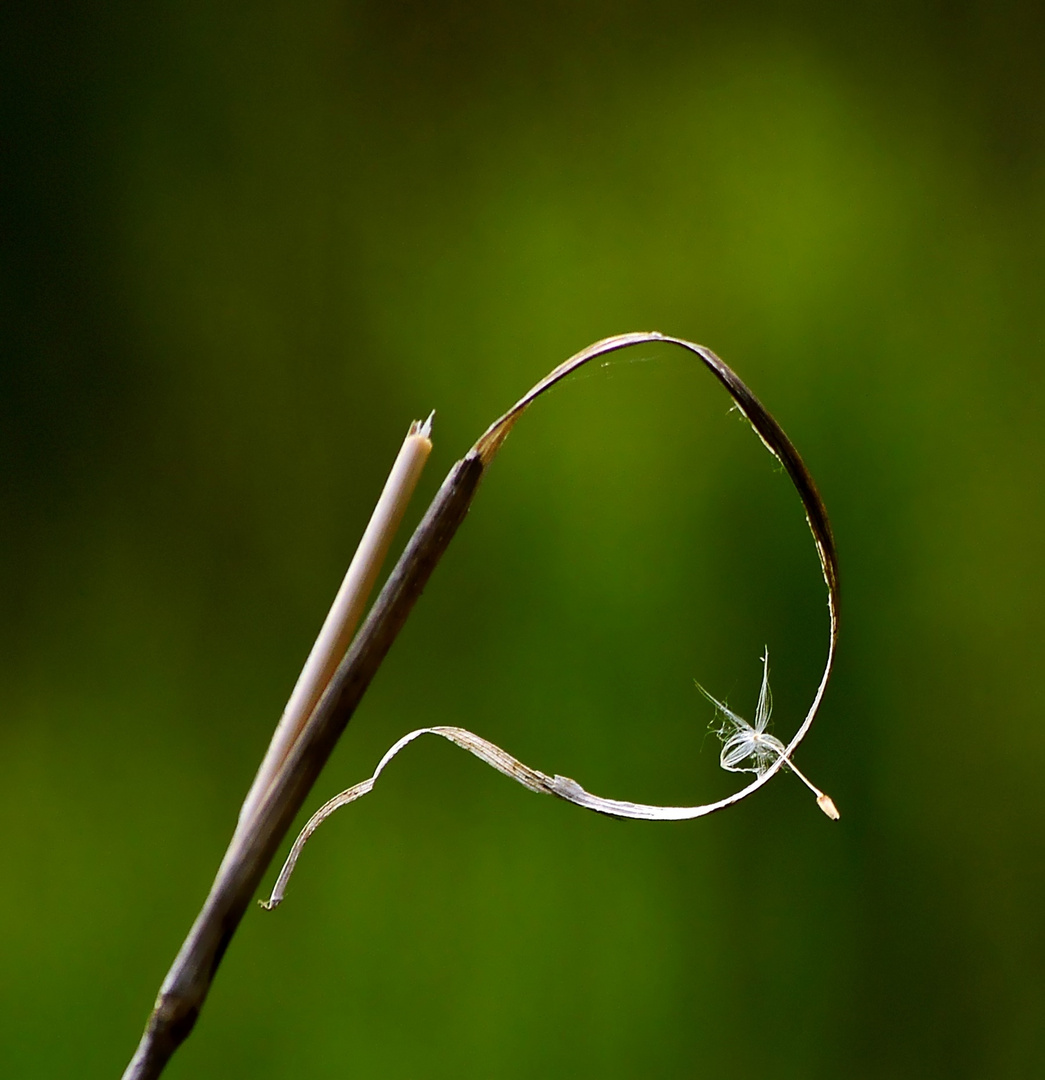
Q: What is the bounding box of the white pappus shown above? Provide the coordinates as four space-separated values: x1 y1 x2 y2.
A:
698 649 840 819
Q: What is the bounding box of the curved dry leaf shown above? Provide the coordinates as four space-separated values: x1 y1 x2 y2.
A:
264 332 840 909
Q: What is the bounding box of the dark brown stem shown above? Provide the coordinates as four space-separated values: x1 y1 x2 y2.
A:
121 453 485 1080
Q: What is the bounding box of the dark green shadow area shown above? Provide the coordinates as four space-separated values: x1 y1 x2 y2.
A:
2 2 1044 1077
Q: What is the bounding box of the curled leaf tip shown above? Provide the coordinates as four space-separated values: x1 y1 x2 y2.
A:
265 332 842 908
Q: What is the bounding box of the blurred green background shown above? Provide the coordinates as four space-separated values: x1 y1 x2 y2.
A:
3 2 1044 1077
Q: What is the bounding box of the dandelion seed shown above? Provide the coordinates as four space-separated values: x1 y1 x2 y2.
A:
698 649 840 819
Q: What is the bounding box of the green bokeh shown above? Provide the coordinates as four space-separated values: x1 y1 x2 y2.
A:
3 3 1043 1077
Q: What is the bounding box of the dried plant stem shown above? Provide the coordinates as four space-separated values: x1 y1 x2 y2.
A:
120 443 480 1080
121 333 838 1080
235 416 433 838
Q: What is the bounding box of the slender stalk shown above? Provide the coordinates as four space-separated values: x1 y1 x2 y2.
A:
120 449 482 1080
781 757 841 819
235 415 433 838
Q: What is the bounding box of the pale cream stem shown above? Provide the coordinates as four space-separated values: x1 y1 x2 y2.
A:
235 414 434 835
780 753 840 820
